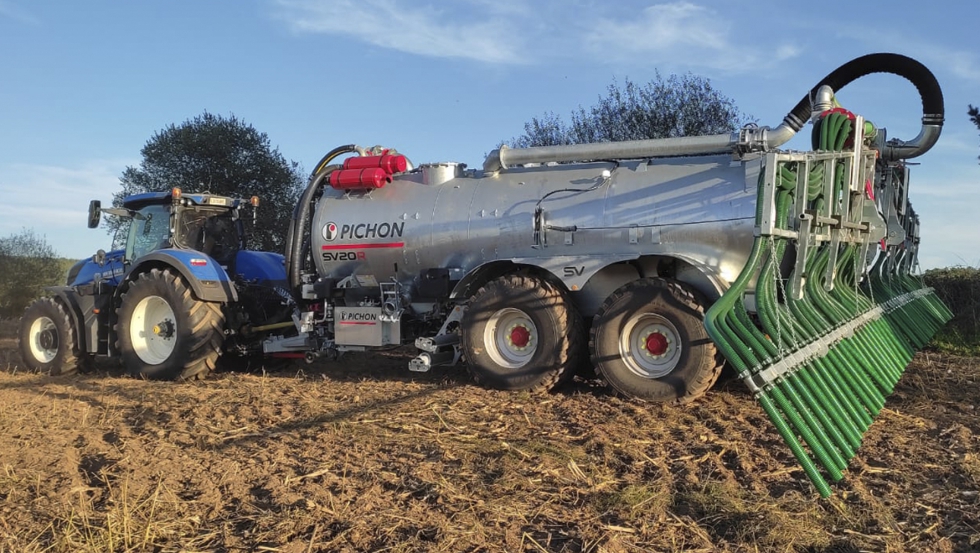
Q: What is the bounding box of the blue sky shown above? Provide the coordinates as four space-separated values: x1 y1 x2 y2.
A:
1 1 977 269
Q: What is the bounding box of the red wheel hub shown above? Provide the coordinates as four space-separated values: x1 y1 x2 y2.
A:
510 325 531 348
645 332 668 356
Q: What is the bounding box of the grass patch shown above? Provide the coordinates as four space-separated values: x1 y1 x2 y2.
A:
592 483 672 524
673 481 831 550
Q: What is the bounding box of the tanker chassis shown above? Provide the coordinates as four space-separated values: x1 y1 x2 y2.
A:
265 53 947 408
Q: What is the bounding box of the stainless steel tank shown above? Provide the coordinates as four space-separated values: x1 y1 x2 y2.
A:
311 154 762 315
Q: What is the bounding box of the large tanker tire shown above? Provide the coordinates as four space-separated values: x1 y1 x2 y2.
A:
461 274 584 392
116 268 225 381
19 297 85 375
590 278 722 403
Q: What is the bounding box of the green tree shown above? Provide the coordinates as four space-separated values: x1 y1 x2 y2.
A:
507 74 748 147
115 112 304 251
0 229 65 318
970 104 980 163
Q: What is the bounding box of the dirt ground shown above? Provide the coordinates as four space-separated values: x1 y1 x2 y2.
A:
1 318 978 553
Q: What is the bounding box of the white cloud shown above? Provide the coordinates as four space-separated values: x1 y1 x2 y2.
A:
897 44 980 86
828 24 980 85
268 1 803 72
919 216 980 269
0 160 133 259
584 2 800 73
272 0 529 64
929 130 980 157
908 167 980 269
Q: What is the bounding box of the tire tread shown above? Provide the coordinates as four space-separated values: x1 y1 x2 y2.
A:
464 274 585 393
589 278 724 404
19 297 82 376
116 268 225 381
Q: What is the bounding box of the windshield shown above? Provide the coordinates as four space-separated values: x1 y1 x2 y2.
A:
175 207 240 262
127 204 171 261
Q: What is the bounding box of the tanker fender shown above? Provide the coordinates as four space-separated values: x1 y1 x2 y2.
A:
449 254 640 301
508 254 641 292
666 253 732 303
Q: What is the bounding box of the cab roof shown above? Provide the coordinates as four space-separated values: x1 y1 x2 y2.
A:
122 191 242 211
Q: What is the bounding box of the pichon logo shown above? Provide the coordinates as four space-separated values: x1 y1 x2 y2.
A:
341 311 378 322
322 221 405 241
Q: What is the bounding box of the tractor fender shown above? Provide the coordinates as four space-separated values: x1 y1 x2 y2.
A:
127 250 238 303
40 286 87 352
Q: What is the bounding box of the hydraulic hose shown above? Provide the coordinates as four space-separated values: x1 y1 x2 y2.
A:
286 144 358 295
778 53 944 160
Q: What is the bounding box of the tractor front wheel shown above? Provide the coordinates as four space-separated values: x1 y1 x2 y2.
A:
19 297 85 375
116 268 225 380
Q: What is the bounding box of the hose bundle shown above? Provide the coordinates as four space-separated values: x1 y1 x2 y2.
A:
704 108 951 496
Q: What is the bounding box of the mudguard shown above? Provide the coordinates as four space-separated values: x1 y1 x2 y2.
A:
41 287 86 351
129 249 238 303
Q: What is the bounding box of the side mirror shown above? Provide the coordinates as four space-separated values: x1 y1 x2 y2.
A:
92 249 106 267
87 200 101 229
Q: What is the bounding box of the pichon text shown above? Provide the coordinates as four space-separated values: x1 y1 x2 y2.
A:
341 311 378 322
338 222 404 240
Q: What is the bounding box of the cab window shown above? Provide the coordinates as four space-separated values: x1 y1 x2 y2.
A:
174 207 240 263
127 204 171 261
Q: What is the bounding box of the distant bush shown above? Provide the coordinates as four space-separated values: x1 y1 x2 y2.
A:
923 267 980 355
0 229 67 319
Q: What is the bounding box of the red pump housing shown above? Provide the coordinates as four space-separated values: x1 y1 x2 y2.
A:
343 153 408 174
330 153 408 190
329 168 391 190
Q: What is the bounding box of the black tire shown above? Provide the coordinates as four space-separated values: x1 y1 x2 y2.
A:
461 274 584 392
116 268 225 380
19 297 84 375
590 278 722 403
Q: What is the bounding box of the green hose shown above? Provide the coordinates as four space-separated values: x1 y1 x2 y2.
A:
704 107 951 496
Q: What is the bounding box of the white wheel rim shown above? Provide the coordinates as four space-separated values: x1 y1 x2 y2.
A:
484 307 538 369
29 316 58 363
129 295 177 365
619 313 682 378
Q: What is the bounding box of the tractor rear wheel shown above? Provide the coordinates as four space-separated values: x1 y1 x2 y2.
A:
19 297 84 375
116 268 225 380
461 274 584 392
590 278 722 403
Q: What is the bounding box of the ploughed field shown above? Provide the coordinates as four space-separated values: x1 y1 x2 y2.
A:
1 318 978 552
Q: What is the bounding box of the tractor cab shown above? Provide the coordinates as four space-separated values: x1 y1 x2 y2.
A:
107 188 252 266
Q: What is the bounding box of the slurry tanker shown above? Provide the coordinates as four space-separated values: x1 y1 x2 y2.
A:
263 53 950 495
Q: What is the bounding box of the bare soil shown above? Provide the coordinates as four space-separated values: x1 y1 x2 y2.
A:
1 318 978 552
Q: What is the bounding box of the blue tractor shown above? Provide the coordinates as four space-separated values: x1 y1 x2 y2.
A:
18 188 292 380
